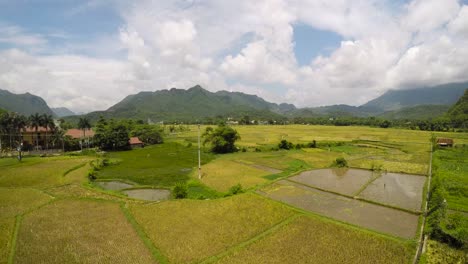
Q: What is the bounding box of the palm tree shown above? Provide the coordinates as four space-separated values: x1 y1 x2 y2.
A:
42 114 55 150
78 117 91 149
29 113 43 150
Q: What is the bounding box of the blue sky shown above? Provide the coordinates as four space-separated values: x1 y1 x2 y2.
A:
0 0 467 112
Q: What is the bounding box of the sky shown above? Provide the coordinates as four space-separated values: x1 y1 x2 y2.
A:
0 0 468 113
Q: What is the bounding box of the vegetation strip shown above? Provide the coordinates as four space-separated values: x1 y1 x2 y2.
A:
7 215 22 264
353 172 382 197
199 214 300 264
120 203 169 264
61 162 88 177
413 143 433 264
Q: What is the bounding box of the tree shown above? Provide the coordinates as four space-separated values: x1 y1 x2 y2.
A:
93 117 130 151
42 114 55 150
29 113 43 150
78 117 91 149
278 139 293 150
203 124 240 153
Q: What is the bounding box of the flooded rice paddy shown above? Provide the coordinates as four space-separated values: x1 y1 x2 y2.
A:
96 181 171 201
95 181 134 191
123 189 171 201
358 172 426 211
289 168 376 196
260 180 419 238
259 168 426 238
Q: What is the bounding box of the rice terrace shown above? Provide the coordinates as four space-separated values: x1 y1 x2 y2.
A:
1 124 467 263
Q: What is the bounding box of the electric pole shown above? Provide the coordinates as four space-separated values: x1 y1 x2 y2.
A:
198 123 201 179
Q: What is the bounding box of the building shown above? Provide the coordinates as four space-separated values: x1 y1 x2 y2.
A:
436 138 454 147
129 137 144 148
21 126 50 150
65 128 95 139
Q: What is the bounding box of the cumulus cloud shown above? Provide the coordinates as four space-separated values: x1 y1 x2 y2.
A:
1 0 468 111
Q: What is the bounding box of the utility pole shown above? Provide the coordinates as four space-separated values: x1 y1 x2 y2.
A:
198 123 201 179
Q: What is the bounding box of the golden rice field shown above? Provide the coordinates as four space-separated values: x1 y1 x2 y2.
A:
129 194 295 263
217 215 414 264
195 159 271 192
15 199 156 264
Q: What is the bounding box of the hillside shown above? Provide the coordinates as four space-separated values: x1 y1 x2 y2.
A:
361 82 467 112
0 89 55 116
52 107 76 117
378 105 450 120
447 89 468 127
85 85 286 122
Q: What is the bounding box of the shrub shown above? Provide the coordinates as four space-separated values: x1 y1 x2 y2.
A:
228 184 244 195
335 157 348 167
307 140 317 148
173 182 188 199
278 140 293 150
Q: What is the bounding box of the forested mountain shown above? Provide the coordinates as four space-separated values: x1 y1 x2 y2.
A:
52 107 76 117
85 85 286 122
0 89 55 116
378 105 451 120
361 82 467 112
447 89 468 127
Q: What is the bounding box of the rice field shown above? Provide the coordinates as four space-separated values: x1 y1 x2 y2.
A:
0 188 53 218
197 159 272 192
217 215 414 264
0 217 15 264
0 157 90 188
2 125 465 263
129 194 295 263
14 199 156 264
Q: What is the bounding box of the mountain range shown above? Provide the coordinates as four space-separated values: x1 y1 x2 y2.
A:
1 82 467 122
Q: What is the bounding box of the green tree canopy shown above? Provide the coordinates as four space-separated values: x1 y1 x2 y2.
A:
203 125 240 153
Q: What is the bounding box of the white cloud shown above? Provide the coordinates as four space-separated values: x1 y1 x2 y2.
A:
0 23 47 47
1 0 468 111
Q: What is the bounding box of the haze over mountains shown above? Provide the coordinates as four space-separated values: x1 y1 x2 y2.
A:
0 82 466 122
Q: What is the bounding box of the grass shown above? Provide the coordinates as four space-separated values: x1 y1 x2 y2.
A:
15 199 156 264
196 159 271 192
217 215 414 264
0 157 91 188
0 188 53 218
0 218 15 264
97 142 214 187
420 239 467 264
129 193 295 263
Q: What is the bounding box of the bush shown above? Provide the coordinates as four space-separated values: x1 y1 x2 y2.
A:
335 157 348 167
307 140 317 148
228 184 244 195
278 139 293 150
173 182 188 199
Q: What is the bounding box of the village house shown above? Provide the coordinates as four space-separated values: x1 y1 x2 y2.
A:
129 137 144 148
436 138 454 147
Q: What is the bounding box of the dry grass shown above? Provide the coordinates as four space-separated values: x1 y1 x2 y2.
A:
218 215 414 264
198 159 271 192
129 193 295 263
0 188 53 218
0 217 15 264
0 157 90 188
15 199 156 264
